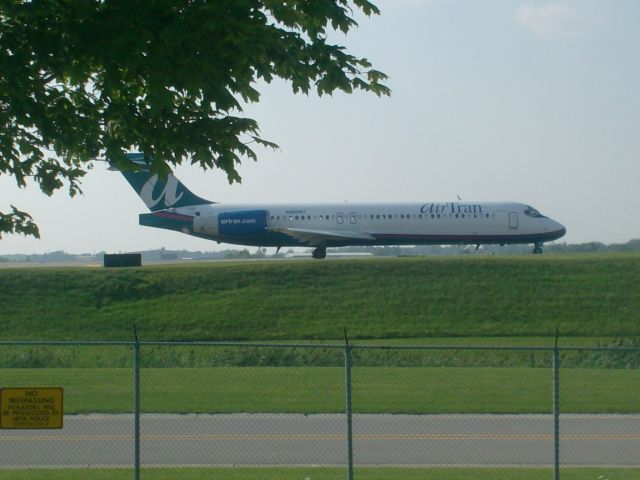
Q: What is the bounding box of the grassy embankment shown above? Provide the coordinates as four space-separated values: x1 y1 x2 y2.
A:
1 254 638 414
1 253 638 342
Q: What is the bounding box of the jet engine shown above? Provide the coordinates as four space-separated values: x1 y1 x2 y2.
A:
193 210 269 236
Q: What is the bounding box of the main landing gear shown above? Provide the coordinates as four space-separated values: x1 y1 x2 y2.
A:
312 246 327 259
533 242 544 254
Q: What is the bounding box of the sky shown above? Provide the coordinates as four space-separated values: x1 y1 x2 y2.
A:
1 0 639 254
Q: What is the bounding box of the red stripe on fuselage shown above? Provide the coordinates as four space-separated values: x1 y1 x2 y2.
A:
154 211 194 221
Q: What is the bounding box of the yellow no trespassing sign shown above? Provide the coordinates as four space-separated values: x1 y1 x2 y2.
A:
1 388 63 429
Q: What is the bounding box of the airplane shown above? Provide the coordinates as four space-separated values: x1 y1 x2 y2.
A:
111 153 566 258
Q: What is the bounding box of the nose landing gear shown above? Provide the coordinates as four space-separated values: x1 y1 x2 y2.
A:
533 242 544 254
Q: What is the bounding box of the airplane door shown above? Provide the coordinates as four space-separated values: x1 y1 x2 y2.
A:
349 212 357 224
509 212 519 229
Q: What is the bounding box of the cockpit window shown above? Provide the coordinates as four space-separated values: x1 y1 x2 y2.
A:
524 206 547 218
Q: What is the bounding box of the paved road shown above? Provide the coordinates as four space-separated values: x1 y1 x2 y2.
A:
1 414 639 467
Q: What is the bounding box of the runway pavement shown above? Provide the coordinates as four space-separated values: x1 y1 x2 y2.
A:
1 414 639 468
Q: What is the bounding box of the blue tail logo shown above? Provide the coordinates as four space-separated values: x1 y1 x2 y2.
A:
113 153 213 211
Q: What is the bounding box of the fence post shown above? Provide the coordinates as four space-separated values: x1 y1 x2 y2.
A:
134 326 141 480
344 330 354 480
552 334 560 480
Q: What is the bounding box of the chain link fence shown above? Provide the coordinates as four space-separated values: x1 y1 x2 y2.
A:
0 340 639 479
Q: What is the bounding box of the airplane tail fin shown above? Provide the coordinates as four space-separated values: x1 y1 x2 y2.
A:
110 153 214 211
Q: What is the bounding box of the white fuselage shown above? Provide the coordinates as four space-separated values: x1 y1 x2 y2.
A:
156 201 565 249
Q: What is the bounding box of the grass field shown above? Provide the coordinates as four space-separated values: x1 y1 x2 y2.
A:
0 253 639 342
2 366 637 413
1 255 638 474
1 467 639 480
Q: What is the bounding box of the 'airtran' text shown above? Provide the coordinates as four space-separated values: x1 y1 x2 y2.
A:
420 203 483 215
